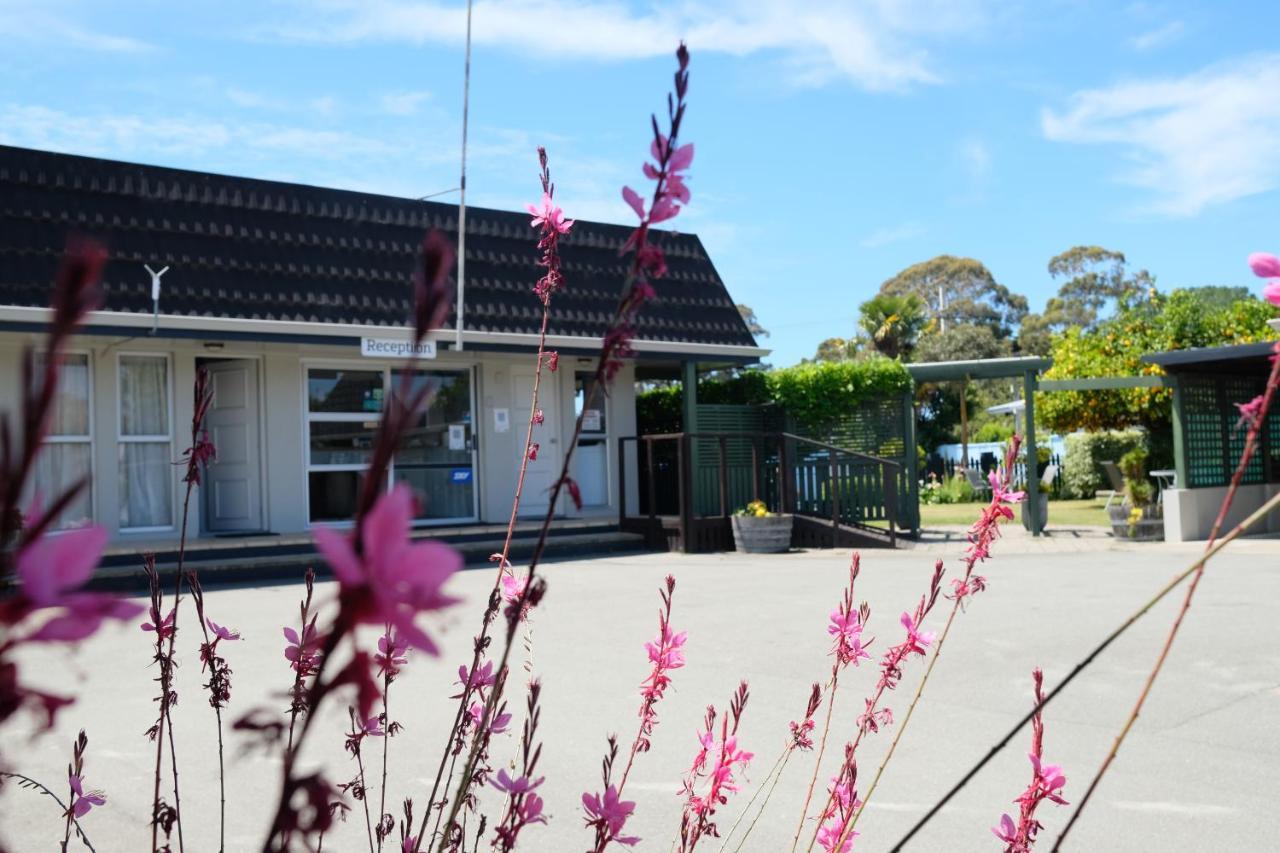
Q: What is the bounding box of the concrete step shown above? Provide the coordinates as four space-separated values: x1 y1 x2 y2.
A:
88 529 649 592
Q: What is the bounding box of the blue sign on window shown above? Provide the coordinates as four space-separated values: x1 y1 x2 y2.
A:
450 468 473 484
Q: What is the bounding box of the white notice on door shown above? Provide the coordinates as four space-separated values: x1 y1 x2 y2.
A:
582 408 602 432
448 423 466 451
493 408 510 433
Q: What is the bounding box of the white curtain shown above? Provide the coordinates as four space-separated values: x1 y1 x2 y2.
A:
120 443 172 528
49 354 90 436
33 443 93 529
119 356 171 528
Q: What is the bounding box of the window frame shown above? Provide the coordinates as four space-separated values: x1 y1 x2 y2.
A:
116 351 176 533
302 360 480 528
34 349 96 529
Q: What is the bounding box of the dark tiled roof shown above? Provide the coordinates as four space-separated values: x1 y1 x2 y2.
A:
0 145 759 350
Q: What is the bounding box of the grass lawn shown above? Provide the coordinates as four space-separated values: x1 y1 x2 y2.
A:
918 497 1112 527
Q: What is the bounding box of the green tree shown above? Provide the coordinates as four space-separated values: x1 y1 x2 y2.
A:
810 336 861 363
879 255 1028 338
1019 246 1155 354
1038 289 1279 432
736 303 769 338
858 293 927 359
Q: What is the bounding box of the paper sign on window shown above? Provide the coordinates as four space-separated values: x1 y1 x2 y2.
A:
582 408 603 432
448 424 466 451
493 408 510 433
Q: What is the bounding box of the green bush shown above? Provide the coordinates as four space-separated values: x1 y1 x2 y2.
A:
1060 430 1146 499
974 421 1014 443
765 358 912 432
1118 447 1153 507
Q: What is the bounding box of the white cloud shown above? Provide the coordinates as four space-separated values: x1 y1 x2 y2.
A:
380 90 433 115
860 221 926 248
0 1 154 53
1129 20 1184 51
0 104 393 162
263 0 991 92
1041 54 1280 216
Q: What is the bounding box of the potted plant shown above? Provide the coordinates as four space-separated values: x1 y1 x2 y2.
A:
730 500 793 553
1107 448 1163 541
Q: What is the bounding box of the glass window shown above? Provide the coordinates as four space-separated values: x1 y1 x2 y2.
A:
392 369 475 520
119 355 172 529
309 471 363 522
309 421 378 466
308 369 384 413
32 353 94 529
575 373 606 434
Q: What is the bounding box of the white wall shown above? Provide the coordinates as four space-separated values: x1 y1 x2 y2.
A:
0 331 640 543
1164 484 1280 541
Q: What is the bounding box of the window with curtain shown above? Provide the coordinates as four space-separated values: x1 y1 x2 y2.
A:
118 354 173 529
32 352 94 529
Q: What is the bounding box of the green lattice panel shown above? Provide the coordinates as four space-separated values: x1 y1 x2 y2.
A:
1224 376 1266 484
1182 378 1227 488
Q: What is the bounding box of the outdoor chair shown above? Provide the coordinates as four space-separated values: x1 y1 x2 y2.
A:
1039 462 1059 491
1100 461 1125 510
964 467 992 498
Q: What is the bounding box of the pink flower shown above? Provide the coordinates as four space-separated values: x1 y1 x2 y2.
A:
1248 251 1280 279
1028 754 1068 805
68 773 106 818
622 186 646 219
828 608 870 667
544 351 559 372
1264 280 1280 307
583 785 640 846
644 624 687 672
375 631 408 678
360 715 385 737
532 408 544 425
14 522 142 643
206 618 240 642
989 469 1026 505
141 607 176 641
313 485 462 654
283 622 322 673
526 193 574 235
1236 394 1266 429
899 612 935 656
992 813 1017 844
528 443 539 461
500 572 528 605
468 701 512 735
491 768 544 796
401 837 418 853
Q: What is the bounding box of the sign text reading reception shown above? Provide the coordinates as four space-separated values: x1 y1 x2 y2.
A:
360 338 437 359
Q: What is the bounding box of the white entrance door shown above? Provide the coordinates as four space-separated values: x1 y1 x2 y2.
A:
512 368 562 517
203 359 263 533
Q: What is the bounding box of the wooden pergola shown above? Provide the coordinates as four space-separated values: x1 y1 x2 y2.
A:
906 356 1053 535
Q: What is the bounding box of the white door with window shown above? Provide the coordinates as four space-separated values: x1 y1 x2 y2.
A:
512 368 562 517
203 359 263 533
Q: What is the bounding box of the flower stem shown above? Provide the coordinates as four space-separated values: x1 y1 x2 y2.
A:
722 747 789 852
0 772 96 852
378 668 391 853
890 486 1280 850
788 672 838 853
1051 353 1280 850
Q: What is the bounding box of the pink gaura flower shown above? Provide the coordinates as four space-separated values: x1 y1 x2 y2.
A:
532 408 544 425
468 701 512 735
360 715 385 737
526 193 574 235
1027 754 1068 805
582 784 640 846
989 469 1026 506
1236 394 1266 429
401 837 418 853
283 621 322 673
992 813 1017 844
313 485 462 654
1264 280 1280 307
141 607 176 641
68 773 106 818
206 618 240 642
375 630 408 678
528 443 539 461
644 624 688 672
621 186 646 219
544 351 559 372
828 608 870 667
899 612 934 656
515 792 547 826
500 572 528 605
13 522 142 643
491 768 544 796
1248 251 1280 279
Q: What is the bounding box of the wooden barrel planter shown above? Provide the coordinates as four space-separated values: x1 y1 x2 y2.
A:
1108 504 1164 541
731 514 794 553
1020 493 1049 531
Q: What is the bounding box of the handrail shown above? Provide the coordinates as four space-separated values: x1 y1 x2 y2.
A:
626 430 901 472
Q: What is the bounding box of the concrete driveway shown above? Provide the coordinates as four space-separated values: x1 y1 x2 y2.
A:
1 532 1276 852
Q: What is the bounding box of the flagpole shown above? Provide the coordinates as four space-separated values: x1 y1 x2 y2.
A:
454 0 473 352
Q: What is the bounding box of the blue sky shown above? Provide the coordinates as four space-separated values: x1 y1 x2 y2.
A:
2 1 1279 366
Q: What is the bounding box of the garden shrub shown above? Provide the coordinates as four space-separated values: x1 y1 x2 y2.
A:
1060 429 1146 499
974 421 1014 443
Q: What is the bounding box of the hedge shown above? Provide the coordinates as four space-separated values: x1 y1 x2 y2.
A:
1060 429 1147 500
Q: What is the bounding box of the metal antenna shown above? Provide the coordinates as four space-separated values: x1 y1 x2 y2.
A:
453 0 473 353
144 263 169 335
